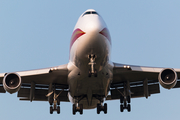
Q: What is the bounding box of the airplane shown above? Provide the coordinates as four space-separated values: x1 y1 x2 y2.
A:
0 9 180 115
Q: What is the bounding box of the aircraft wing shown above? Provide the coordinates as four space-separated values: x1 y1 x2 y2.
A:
108 62 180 100
0 64 69 102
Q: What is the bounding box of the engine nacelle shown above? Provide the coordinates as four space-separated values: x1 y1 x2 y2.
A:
158 68 177 89
3 73 22 94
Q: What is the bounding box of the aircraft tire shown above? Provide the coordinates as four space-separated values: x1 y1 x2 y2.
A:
49 98 53 105
73 104 76 115
97 104 100 114
57 98 60 105
88 70 91 77
104 103 107 114
94 69 97 77
127 104 131 112
120 96 124 103
80 104 83 115
127 96 131 103
57 106 60 114
120 104 123 112
50 106 53 114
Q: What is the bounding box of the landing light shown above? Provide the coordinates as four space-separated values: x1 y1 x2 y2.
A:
124 65 130 68
50 67 57 71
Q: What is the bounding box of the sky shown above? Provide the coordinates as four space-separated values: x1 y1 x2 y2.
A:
0 0 180 120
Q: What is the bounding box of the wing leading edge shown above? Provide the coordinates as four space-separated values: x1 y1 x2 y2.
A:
108 62 180 100
0 64 69 102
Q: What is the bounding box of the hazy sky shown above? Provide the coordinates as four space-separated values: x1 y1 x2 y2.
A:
0 1 180 120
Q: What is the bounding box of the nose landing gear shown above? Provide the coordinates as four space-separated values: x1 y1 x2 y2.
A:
88 54 97 77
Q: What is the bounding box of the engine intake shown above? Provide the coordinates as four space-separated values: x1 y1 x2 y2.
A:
158 68 177 89
3 73 22 94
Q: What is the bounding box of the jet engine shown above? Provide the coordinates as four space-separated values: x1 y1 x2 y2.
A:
158 68 177 89
3 73 22 94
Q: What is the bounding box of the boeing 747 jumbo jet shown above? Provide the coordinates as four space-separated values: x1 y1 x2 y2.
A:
0 9 180 115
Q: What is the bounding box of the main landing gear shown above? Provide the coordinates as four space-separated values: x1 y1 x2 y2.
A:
118 81 132 112
120 95 131 112
73 103 83 115
47 84 62 114
96 96 107 114
88 54 97 77
72 95 108 115
97 103 107 114
49 92 61 114
72 96 85 115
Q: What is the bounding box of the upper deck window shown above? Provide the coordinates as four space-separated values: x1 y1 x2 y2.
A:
82 11 99 17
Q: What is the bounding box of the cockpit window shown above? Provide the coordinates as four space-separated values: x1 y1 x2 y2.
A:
83 11 91 16
92 11 98 15
82 11 98 17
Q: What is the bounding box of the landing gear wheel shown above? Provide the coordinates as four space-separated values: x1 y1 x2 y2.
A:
50 106 53 114
73 104 76 115
49 98 53 105
94 69 97 77
120 104 124 112
127 96 131 103
97 103 100 114
57 106 60 114
120 96 124 103
104 103 107 114
57 98 60 105
127 104 131 112
88 70 91 77
80 104 83 115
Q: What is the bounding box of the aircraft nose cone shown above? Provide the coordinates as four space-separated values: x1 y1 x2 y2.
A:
85 19 102 33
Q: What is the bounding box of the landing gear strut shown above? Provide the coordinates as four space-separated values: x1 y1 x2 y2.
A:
88 54 97 77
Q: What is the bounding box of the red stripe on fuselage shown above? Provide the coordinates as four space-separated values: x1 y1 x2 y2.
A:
70 28 85 50
99 28 111 44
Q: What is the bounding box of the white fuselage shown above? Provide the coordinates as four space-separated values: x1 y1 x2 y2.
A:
67 9 113 109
